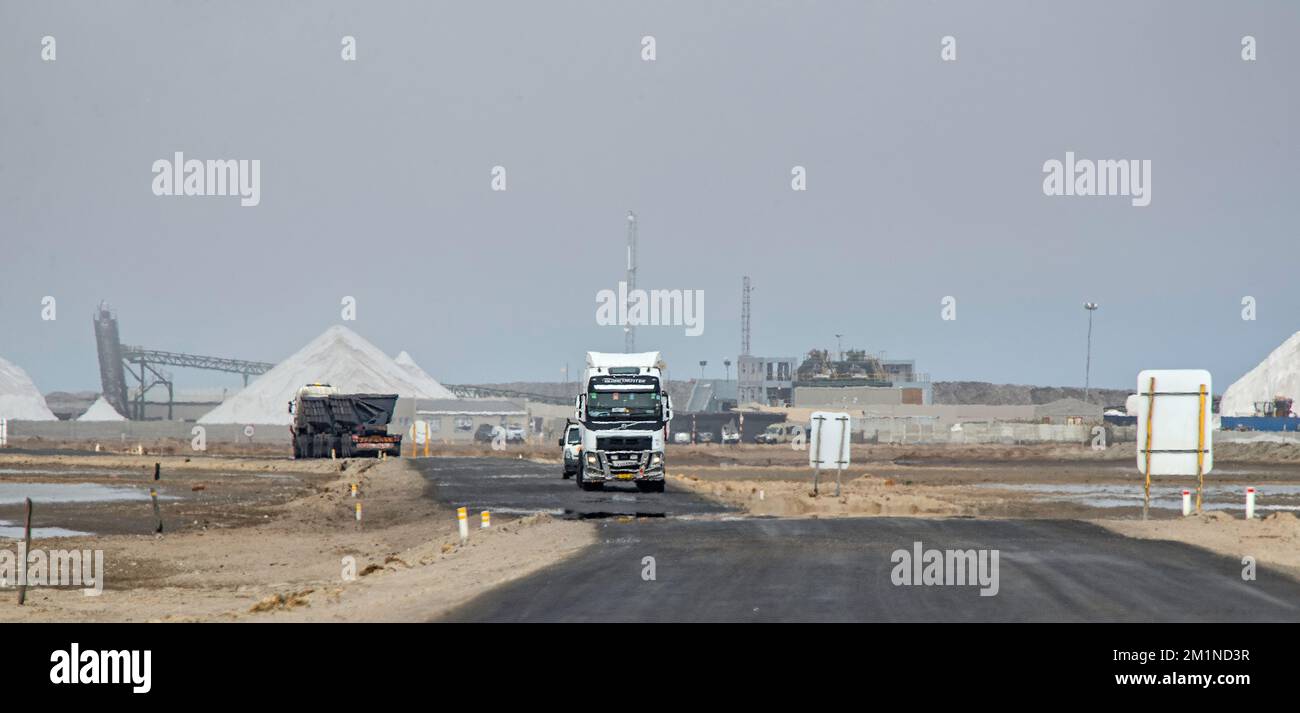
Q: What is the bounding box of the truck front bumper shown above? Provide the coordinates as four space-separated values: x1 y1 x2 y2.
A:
582 451 665 483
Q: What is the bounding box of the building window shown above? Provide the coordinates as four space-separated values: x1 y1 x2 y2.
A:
454 416 473 432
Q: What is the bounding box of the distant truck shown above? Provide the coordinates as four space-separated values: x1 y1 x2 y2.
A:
574 351 673 492
288 383 403 459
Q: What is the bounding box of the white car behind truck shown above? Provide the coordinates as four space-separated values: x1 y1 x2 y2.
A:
574 351 673 492
559 422 581 479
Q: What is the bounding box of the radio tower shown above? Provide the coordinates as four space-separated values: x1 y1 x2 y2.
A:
741 276 752 356
624 211 638 353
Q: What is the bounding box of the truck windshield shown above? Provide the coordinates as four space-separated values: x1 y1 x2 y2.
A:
587 390 660 419
566 428 580 444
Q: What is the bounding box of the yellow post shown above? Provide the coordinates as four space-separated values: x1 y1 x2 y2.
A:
423 421 430 457
1196 383 1206 514
1143 376 1156 520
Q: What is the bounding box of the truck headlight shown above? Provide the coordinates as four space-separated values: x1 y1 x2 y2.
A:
586 452 598 467
650 452 663 467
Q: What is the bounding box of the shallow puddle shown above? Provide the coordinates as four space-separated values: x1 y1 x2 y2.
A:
975 482 1300 513
0 482 178 506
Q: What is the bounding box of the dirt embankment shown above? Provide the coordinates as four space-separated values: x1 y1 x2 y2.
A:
0 454 592 622
1099 512 1300 580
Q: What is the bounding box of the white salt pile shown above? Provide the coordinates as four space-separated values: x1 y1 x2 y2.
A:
198 326 454 425
1220 331 1300 417
394 350 451 396
77 396 127 422
0 355 57 421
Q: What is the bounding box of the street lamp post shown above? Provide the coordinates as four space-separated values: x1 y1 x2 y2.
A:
1084 302 1099 404
723 359 732 381
699 360 708 380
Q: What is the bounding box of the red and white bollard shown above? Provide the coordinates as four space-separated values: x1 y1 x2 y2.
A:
1246 487 1256 520
1181 490 1191 517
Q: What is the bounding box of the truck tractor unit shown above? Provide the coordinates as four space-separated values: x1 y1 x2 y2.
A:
288 383 403 459
574 352 673 493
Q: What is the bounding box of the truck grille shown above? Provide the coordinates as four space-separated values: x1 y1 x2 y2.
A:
597 436 652 451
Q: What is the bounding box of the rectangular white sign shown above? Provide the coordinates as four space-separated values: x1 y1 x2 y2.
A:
1135 369 1212 476
809 411 851 469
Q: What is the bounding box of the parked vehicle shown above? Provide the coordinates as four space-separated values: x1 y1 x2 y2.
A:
721 428 740 445
672 431 692 445
695 431 715 444
559 422 582 479
755 423 802 445
473 423 498 443
505 423 526 442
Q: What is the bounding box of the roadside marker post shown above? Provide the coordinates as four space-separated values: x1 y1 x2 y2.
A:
151 462 163 534
1136 370 1213 520
1182 490 1191 517
355 502 362 528
481 510 491 529
350 483 358 498
16 497 31 605
1246 487 1256 520
457 506 469 543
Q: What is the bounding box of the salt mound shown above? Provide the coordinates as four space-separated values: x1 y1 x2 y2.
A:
1220 331 1300 416
394 350 452 396
0 355 57 421
198 326 454 425
77 396 126 422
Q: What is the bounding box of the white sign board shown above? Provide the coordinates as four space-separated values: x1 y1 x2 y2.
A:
1135 369 1212 476
809 411 852 469
412 420 428 445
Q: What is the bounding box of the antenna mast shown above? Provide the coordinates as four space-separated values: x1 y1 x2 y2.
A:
625 211 637 353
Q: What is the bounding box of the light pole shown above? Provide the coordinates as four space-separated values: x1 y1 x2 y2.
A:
723 359 732 381
1084 303 1099 404
699 360 708 380
835 334 844 362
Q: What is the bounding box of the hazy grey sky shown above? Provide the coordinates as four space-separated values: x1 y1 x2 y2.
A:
2 1 1297 394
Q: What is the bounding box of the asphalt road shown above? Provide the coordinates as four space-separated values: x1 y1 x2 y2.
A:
414 456 730 518
418 458 1300 622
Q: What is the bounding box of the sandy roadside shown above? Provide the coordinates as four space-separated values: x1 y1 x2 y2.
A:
1097 512 1300 581
0 457 593 622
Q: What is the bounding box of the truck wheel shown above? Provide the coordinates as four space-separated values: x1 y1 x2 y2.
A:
636 480 665 493
576 463 601 491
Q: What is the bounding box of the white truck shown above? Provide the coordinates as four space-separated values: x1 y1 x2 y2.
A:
574 351 673 492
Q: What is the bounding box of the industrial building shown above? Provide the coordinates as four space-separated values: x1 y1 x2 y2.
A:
408 398 529 443
737 355 796 406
